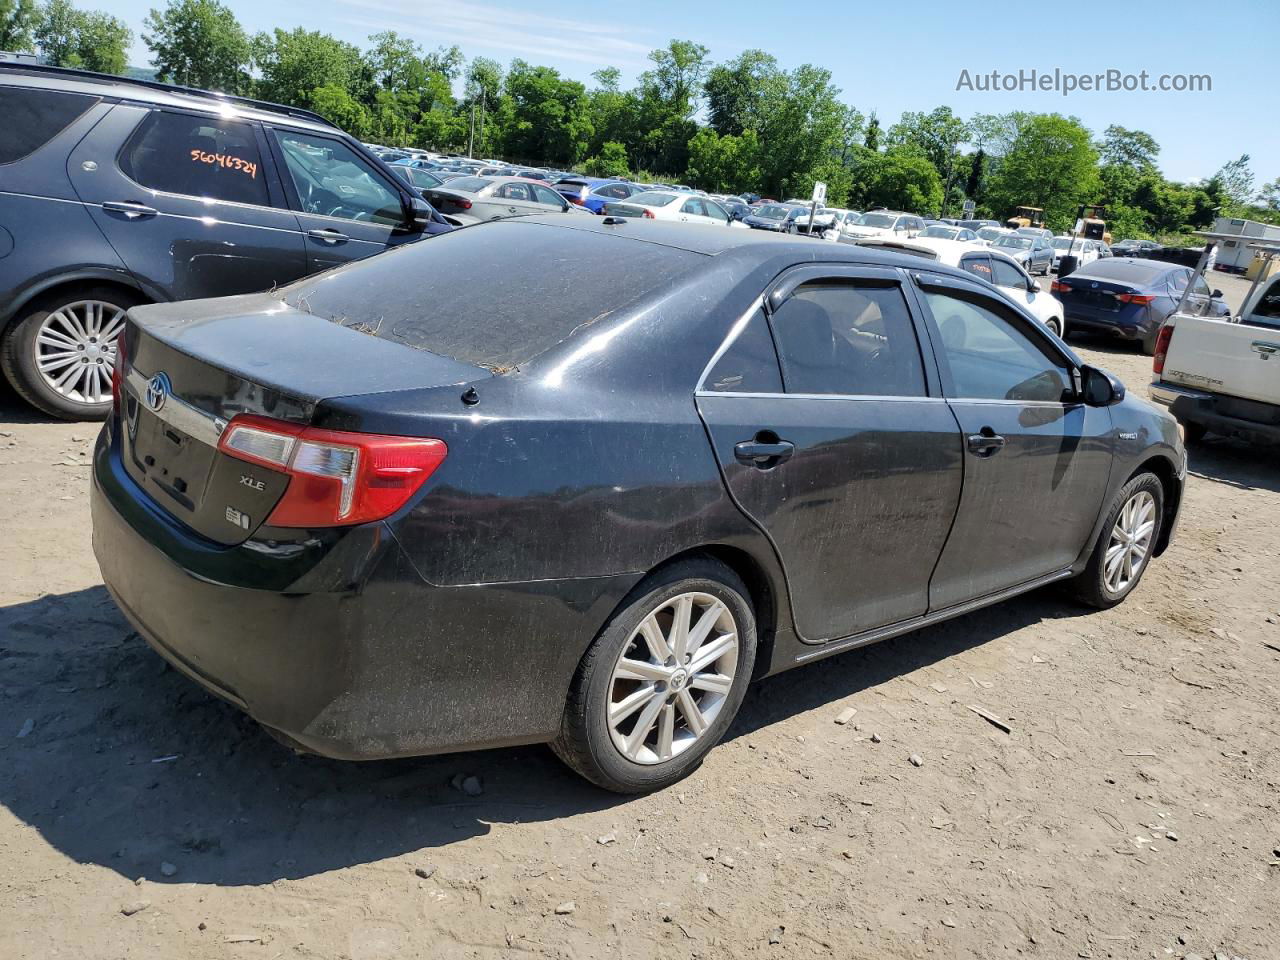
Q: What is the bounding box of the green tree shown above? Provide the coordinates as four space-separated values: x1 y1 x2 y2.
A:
863 112 880 151
704 49 778 136
1259 177 1280 215
143 0 251 92
309 82 370 137
886 106 969 183
1 0 38 51
685 127 761 192
251 28 366 109
1213 154 1254 215
852 147 943 215
35 0 131 73
984 113 1100 229
583 141 630 178
498 59 591 164
1098 124 1159 172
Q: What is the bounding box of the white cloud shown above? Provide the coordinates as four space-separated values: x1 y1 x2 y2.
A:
335 0 656 68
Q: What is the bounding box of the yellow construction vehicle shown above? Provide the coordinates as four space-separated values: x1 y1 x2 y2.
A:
1078 204 1112 245
1005 206 1045 229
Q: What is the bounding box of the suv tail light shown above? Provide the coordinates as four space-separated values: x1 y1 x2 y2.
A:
1152 324 1175 375
110 326 128 416
218 414 447 527
1116 293 1156 305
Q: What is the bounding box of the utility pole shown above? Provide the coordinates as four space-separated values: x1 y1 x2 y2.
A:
468 103 475 158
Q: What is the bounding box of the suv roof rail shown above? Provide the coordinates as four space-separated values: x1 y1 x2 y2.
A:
0 61 338 129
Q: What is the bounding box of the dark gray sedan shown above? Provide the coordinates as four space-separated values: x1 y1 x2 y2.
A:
93 219 1185 793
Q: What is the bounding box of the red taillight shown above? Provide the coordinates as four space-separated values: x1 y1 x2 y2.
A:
1152 324 1175 375
453 197 472 210
110 325 128 415
642 208 655 219
569 196 585 205
217 414 447 527
1051 280 1069 294
1116 293 1156 305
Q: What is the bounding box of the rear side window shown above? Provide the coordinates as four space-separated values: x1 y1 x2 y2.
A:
0 87 99 164
960 255 993 282
121 111 268 206
704 310 783 393
769 282 927 397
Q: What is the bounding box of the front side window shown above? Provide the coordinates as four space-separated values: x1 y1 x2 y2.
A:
532 184 565 207
275 130 404 225
769 282 927 397
0 87 99 164
705 200 729 222
121 110 268 206
922 291 1071 403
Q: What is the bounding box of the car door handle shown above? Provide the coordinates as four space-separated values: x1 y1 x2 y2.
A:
307 228 350 244
966 428 1006 457
102 200 157 219
734 437 795 467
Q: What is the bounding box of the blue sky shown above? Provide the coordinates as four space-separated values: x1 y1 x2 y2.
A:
110 0 1278 187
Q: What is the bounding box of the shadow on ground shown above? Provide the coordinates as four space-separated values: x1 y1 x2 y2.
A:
2 577 1080 888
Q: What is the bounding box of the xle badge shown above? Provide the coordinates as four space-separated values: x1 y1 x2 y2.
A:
239 474 265 491
225 506 251 530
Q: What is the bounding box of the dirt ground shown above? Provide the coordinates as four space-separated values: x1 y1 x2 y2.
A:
2 274 1277 960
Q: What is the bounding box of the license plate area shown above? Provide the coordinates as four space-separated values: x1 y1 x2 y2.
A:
124 394 218 515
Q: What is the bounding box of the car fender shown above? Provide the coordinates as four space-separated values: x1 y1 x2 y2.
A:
0 266 156 329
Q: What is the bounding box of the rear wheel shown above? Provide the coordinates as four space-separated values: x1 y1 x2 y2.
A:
552 559 756 793
0 286 140 420
1067 472 1164 609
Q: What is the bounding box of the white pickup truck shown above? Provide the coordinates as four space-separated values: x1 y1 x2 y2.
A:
1149 271 1280 444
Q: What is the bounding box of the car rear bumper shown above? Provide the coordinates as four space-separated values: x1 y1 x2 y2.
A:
91 425 642 760
1149 381 1280 444
1063 313 1149 339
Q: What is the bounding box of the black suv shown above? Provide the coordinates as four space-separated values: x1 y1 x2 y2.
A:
0 64 450 420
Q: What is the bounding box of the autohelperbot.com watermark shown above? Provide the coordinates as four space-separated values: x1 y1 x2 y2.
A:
956 68 1211 96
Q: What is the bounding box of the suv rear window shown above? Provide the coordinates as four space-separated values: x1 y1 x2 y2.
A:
281 221 703 369
0 87 100 164
120 111 269 207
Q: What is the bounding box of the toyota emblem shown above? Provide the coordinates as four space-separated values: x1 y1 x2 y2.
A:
145 372 171 412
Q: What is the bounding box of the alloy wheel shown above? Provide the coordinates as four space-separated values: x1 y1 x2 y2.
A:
1104 490 1156 594
606 592 738 765
34 300 126 406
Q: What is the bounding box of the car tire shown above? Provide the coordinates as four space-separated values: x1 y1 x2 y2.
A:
1046 318 1062 337
1 286 141 421
1067 472 1164 610
552 558 757 793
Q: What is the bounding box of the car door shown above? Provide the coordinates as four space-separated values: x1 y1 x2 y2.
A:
269 126 422 272
680 197 712 224
911 272 1114 608
696 267 964 641
486 181 543 219
532 182 572 213
66 105 307 301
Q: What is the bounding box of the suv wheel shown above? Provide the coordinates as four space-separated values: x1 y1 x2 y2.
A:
1 287 139 420
553 559 757 793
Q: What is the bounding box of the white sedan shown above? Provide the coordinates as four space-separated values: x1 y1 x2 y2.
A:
854 236 1067 337
840 210 925 241
600 190 744 227
1049 236 1105 272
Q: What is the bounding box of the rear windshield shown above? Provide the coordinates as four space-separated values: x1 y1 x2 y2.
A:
1075 259 1170 282
440 176 491 193
280 222 704 369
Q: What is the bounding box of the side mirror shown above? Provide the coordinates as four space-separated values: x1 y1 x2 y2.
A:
1028 277 1041 292
1080 365 1125 406
1212 289 1223 299
406 196 432 231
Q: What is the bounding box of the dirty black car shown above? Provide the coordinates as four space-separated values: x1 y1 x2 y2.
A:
92 218 1186 793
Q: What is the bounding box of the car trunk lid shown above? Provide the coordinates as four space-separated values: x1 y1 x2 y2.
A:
120 293 482 545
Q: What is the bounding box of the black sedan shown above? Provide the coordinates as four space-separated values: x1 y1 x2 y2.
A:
92 219 1185 793
1052 258 1230 353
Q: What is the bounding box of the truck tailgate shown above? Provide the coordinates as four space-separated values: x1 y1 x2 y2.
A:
1162 313 1280 406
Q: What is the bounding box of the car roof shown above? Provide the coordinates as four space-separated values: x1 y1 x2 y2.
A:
0 62 339 134
1071 258 1176 281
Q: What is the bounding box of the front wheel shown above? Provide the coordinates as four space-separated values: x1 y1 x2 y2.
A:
1067 472 1164 609
0 286 140 420
552 559 757 793
1045 317 1062 337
